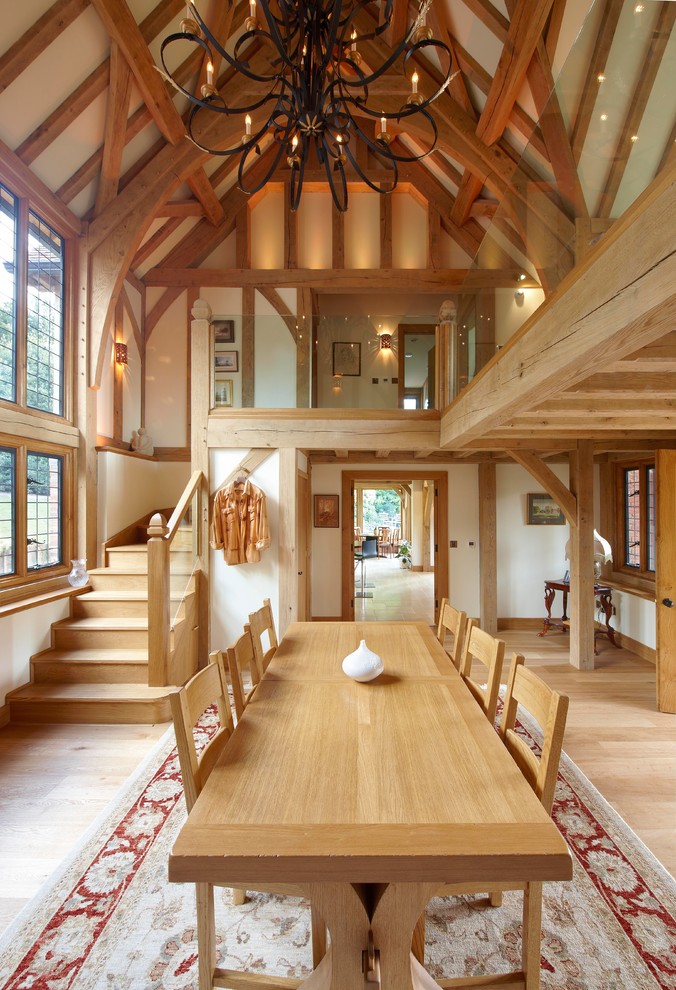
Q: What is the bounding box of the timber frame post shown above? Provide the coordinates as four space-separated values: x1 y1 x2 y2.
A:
278 448 298 638
569 441 595 670
479 462 497 634
191 298 212 666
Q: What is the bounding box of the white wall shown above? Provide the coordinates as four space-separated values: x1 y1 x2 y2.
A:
96 452 190 556
210 450 280 651
145 291 188 448
0 600 69 706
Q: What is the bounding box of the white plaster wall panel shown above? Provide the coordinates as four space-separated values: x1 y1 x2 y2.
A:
210 450 280 651
145 293 188 447
277 288 298 312
392 194 427 269
97 452 189 546
496 463 569 619
344 191 380 268
310 463 343 618
251 190 284 269
494 286 546 347
0 600 70 706
97 334 114 440
0 6 108 151
203 230 237 269
136 217 200 279
30 96 107 203
298 192 332 268
440 230 474 268
254 292 296 408
612 592 656 651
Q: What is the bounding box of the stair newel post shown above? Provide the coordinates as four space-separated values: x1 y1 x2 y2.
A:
147 512 171 686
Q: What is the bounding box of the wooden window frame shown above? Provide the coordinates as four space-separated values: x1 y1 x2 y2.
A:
609 458 656 588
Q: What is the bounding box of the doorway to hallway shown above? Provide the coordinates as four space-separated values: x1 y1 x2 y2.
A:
340 470 448 623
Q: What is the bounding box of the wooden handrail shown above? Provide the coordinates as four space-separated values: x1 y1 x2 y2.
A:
166 470 203 543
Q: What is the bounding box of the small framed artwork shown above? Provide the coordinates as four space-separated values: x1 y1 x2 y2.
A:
563 570 570 584
213 319 235 343
214 350 238 372
527 493 565 525
333 341 361 377
314 494 339 528
213 375 233 408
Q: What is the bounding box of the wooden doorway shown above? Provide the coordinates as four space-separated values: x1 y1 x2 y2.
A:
341 470 448 622
657 449 676 713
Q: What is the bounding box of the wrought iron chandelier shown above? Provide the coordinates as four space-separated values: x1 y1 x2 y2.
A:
159 0 453 211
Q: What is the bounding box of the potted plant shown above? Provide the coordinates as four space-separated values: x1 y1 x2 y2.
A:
396 539 412 569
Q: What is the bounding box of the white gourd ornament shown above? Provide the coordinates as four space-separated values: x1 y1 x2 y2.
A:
342 640 384 682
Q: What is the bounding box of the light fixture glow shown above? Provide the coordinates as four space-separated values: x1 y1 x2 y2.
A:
379 333 392 350
115 342 128 365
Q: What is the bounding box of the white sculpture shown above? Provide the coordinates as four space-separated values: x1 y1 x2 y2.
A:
342 640 384 682
130 427 154 456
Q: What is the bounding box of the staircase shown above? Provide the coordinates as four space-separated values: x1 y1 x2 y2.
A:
7 530 194 725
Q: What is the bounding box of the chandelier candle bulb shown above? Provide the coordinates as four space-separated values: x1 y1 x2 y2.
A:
412 71 418 94
380 116 387 133
351 28 357 50
249 0 256 17
245 114 251 136
206 61 213 85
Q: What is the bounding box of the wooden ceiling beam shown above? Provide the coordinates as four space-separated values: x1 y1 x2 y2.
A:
509 450 576 524
0 136 82 237
596 3 675 218
0 0 88 97
186 170 224 226
94 41 134 217
451 0 555 227
440 168 676 448
156 200 204 217
143 267 540 290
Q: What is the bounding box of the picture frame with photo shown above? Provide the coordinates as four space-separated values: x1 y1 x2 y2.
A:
333 341 361 377
213 375 233 408
527 492 565 525
214 350 238 372
212 319 235 343
314 494 339 528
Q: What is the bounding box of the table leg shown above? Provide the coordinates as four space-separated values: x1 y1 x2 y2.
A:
561 588 568 622
301 882 440 990
597 590 618 647
539 585 556 637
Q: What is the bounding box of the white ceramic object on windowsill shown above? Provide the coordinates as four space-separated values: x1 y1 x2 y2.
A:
342 639 384 682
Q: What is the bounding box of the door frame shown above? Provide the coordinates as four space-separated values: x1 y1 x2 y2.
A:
341 470 448 622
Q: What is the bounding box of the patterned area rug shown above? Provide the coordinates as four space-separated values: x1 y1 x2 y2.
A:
0 709 675 990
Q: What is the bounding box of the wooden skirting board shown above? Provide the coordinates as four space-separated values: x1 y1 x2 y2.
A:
614 631 656 665
0 703 9 728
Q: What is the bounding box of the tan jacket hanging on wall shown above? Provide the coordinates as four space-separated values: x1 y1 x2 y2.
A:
211 479 271 565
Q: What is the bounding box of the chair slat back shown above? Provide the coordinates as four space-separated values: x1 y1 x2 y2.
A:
459 624 505 724
499 653 570 814
227 625 261 720
436 598 467 671
170 652 234 812
248 598 279 673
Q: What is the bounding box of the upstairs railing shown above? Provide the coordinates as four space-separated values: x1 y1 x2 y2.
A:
146 469 208 687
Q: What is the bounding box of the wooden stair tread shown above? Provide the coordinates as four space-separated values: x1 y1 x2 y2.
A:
32 648 148 663
55 617 149 630
9 682 179 701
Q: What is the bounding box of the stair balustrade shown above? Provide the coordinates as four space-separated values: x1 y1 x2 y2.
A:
147 470 208 687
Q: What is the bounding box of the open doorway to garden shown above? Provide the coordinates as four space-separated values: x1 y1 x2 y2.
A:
341 471 448 624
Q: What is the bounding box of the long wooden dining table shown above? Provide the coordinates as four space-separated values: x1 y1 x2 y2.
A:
169 621 572 990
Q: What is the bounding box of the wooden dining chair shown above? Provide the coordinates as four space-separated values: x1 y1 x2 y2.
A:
248 598 279 672
435 598 467 671
458 623 505 725
433 653 570 990
226 625 262 721
171 653 326 988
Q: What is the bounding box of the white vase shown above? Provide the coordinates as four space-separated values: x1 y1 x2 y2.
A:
342 640 384 682
68 558 89 588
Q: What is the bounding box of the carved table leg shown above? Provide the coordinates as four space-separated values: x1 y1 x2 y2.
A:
539 585 556 637
597 590 618 647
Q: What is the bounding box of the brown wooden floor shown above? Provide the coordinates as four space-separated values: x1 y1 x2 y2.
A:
0 627 673 938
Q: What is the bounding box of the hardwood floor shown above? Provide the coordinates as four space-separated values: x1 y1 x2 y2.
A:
0 570 673 938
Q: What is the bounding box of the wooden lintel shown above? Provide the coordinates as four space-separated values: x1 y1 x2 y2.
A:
144 268 540 290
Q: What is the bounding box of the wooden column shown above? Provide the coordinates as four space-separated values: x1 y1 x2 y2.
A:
235 207 250 269
437 299 458 408
284 189 298 269
479 462 497 635
656 449 676 713
380 192 393 268
242 285 255 407
428 205 442 270
190 298 212 666
569 441 595 670
278 448 297 639
113 298 124 442
75 241 98 568
332 206 344 270
147 512 170 686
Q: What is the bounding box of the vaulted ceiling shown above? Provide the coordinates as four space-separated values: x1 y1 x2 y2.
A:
1 0 674 457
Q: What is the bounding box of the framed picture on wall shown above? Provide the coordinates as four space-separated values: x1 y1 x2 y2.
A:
333 341 361 376
314 494 339 528
212 319 235 343
214 350 238 372
527 493 565 525
213 375 233 408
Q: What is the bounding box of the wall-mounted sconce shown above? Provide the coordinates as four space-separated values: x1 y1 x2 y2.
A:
115 341 128 365
331 374 343 392
379 333 392 350
514 288 525 301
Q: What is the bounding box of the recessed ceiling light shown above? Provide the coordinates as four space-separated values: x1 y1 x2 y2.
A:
597 73 606 83
630 134 639 143
600 112 608 122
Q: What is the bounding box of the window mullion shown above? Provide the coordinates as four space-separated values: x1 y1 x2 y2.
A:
15 444 27 578
15 198 28 410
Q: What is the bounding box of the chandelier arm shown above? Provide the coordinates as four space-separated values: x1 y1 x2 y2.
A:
187 4 282 83
289 150 307 212
322 150 348 213
237 140 288 195
342 141 397 194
